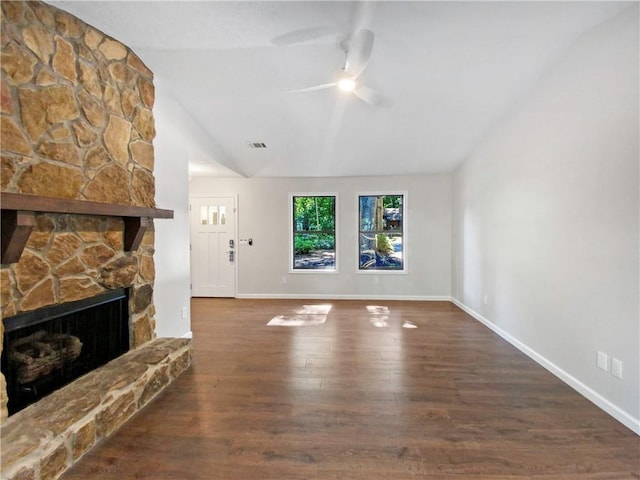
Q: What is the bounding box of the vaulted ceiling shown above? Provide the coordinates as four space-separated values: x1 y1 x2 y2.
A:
53 1 632 178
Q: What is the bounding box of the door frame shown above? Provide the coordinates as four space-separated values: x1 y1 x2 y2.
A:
189 194 239 298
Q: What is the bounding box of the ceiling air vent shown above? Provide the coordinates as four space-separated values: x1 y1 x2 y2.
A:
248 142 267 149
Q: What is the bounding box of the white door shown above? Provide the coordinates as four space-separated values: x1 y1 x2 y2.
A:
190 196 236 297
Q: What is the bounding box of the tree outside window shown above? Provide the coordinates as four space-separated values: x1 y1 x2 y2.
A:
359 194 404 270
292 195 336 270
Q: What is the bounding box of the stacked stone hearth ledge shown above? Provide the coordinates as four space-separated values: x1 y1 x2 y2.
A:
0 337 192 480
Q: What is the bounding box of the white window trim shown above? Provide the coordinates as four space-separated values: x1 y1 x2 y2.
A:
289 192 339 274
355 191 408 274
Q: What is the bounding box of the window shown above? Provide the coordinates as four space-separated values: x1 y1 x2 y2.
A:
291 195 336 271
358 194 404 271
199 205 226 225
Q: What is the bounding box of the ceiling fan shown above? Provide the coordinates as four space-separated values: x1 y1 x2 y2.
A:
281 28 393 108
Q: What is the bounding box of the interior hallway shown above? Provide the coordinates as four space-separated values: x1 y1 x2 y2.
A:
62 298 639 479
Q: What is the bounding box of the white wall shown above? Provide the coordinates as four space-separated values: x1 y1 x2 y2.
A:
452 7 639 432
190 174 452 299
151 82 193 338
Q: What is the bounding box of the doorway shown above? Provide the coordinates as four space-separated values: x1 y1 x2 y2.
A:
190 196 237 297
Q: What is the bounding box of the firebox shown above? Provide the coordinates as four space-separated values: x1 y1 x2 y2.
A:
2 288 129 416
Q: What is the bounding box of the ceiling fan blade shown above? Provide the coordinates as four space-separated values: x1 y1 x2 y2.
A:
344 29 374 78
353 85 393 108
287 82 337 93
349 1 378 34
271 26 338 46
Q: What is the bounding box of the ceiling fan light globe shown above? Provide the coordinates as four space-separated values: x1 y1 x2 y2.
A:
337 77 356 92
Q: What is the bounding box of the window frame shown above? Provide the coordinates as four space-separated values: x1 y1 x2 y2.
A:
289 192 339 274
356 191 408 274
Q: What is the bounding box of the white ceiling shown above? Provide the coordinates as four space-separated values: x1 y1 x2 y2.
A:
52 1 632 178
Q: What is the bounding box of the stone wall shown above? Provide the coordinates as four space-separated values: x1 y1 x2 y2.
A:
1 1 160 422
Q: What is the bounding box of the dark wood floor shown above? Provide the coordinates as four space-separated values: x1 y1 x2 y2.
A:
62 298 639 479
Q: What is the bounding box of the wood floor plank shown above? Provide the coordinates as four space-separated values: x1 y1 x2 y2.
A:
61 298 639 479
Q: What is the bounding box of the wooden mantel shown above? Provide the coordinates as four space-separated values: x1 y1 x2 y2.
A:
0 192 174 264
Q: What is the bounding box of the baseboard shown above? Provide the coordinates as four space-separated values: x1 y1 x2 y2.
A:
181 330 193 339
451 297 640 436
236 293 451 301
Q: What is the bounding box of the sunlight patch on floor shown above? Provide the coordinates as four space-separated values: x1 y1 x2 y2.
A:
295 304 332 315
370 317 389 328
366 305 390 315
267 304 332 326
367 305 389 328
366 305 417 329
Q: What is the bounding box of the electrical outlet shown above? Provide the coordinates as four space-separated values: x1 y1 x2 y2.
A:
483 294 488 305
611 358 623 379
373 276 379 285
596 351 609 371
181 307 188 320
281 276 287 284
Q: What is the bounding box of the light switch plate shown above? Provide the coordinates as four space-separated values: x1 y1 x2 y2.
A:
596 351 609 371
611 358 623 379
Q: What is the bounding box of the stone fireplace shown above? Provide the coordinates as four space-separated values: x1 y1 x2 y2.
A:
0 2 192 479
3 288 130 415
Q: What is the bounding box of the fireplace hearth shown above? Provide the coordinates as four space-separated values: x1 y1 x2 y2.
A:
2 289 129 416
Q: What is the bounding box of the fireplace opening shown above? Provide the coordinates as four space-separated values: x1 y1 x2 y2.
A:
2 288 129 416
